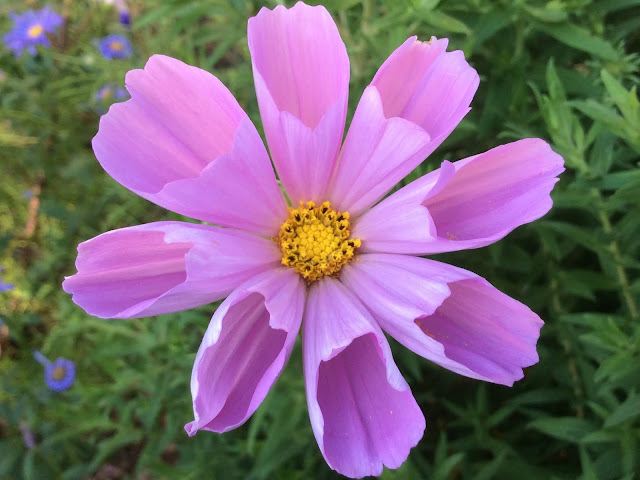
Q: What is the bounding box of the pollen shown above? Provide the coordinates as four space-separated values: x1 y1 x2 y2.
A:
52 366 67 381
27 24 44 38
276 201 361 283
110 41 124 51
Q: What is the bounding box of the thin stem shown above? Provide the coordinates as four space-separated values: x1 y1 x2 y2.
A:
32 350 50 366
592 188 638 320
550 272 585 417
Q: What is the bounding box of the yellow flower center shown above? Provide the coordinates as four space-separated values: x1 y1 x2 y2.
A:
52 366 66 381
277 201 361 283
100 88 113 100
27 24 44 39
110 41 124 51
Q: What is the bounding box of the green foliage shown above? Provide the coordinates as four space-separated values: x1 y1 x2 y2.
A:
1 0 639 478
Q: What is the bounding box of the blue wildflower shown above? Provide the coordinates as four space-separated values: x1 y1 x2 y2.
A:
95 84 128 103
2 7 64 57
97 34 132 59
119 10 131 26
19 421 36 449
0 267 13 293
33 350 76 392
94 84 128 114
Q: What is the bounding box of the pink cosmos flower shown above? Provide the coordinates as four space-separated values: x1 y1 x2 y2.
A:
63 2 564 477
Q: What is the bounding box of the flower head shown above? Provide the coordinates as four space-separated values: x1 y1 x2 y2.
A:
2 7 63 57
95 84 128 102
19 421 36 448
64 2 564 477
97 34 132 60
94 0 130 26
0 267 13 293
33 351 76 392
119 11 130 26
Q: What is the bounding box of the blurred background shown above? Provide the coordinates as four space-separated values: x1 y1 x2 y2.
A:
1 0 639 478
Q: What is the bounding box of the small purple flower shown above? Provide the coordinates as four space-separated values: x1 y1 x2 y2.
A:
33 350 76 392
94 84 128 114
97 34 132 60
93 0 130 26
19 421 36 449
95 84 128 103
0 267 13 293
119 11 130 26
2 7 64 57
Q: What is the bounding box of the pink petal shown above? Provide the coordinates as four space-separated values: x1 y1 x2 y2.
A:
327 86 431 216
62 222 280 319
185 268 304 434
341 254 543 386
354 139 565 254
304 277 424 478
328 36 478 215
371 36 478 149
93 55 286 236
248 3 349 204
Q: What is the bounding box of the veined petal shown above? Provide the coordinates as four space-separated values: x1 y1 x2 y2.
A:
185 268 304 434
304 277 424 478
62 222 280 319
372 36 478 150
248 2 349 204
93 55 286 236
328 86 431 216
354 139 564 254
328 36 478 215
341 254 543 386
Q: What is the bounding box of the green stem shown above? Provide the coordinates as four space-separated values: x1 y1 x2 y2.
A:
592 188 638 320
550 272 585 418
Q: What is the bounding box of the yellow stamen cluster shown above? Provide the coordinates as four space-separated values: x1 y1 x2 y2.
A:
110 41 124 51
27 24 44 39
52 366 67 381
277 201 361 283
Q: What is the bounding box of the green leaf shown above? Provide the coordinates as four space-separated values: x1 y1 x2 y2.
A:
537 24 618 60
604 394 640 428
422 11 471 35
528 417 597 442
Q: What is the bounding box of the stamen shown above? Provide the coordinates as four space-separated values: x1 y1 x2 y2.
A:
52 366 67 381
276 201 361 283
27 24 44 39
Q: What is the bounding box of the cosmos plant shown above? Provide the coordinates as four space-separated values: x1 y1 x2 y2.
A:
63 2 564 477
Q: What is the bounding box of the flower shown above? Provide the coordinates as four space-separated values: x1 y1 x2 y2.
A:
0 267 13 293
94 84 128 114
33 350 76 392
96 34 132 60
2 7 63 57
95 83 128 104
95 84 128 102
93 0 130 26
19 421 36 449
119 10 130 27
63 2 564 477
